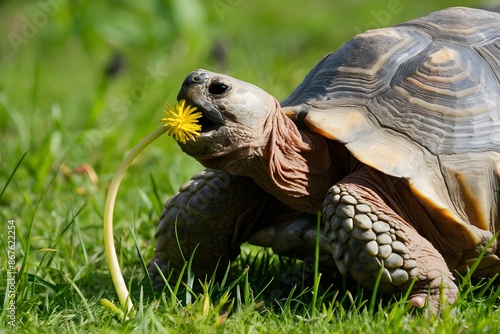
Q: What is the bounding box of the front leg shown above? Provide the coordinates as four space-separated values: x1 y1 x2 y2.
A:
148 169 268 289
323 169 458 312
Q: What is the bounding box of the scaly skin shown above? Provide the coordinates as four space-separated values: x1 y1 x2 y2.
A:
148 169 268 288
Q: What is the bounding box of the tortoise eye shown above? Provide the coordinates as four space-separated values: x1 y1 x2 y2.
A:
208 82 229 95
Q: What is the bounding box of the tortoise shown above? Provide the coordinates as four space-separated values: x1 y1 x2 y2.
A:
148 7 500 310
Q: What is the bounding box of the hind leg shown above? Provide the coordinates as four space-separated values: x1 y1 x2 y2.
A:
247 211 335 267
148 169 270 288
323 169 457 312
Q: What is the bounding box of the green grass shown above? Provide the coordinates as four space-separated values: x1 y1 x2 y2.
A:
1 0 499 332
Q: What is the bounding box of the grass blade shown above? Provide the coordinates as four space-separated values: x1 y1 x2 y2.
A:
62 275 95 321
311 211 321 316
369 261 385 313
0 151 27 200
130 227 155 295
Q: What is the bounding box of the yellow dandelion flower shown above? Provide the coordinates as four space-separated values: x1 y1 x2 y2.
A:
161 99 202 144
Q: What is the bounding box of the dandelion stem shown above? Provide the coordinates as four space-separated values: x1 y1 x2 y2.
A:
103 125 168 317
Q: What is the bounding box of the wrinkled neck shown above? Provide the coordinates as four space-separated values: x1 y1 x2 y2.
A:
248 102 344 214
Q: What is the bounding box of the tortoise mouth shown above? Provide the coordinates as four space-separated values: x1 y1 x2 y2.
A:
198 112 221 133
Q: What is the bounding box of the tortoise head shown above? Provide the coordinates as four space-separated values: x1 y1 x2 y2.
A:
176 69 278 165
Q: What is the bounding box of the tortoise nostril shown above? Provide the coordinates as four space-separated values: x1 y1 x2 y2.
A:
182 70 208 87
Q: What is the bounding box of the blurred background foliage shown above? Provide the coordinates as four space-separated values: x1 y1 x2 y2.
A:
0 0 496 298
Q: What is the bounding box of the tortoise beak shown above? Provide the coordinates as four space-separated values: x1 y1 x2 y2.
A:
177 69 225 132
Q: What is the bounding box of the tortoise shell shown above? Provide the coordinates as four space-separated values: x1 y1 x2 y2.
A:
282 7 500 249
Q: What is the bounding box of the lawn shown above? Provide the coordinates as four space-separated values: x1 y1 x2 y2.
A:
1 0 499 333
